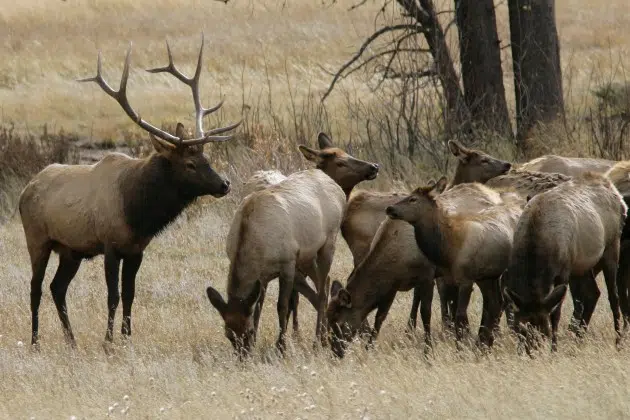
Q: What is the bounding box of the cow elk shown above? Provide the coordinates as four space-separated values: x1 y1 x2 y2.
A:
386 178 523 348
519 155 615 177
20 36 240 347
503 172 627 354
206 133 379 356
327 181 509 357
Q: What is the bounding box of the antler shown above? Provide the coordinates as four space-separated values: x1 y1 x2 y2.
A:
147 33 242 146
79 37 240 147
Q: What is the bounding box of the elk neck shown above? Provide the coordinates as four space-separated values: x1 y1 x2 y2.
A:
121 154 195 239
411 205 450 269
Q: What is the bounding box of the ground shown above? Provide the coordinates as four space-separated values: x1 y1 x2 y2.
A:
1 0 630 418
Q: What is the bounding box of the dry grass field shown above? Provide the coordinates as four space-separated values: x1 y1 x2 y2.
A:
2 0 630 418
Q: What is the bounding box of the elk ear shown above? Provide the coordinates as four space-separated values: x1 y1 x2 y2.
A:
149 133 177 154
338 289 352 308
175 122 187 140
503 287 525 312
330 280 351 308
298 145 321 163
317 132 334 149
330 280 344 298
542 284 567 313
426 179 436 187
244 281 262 309
206 286 227 318
428 176 448 198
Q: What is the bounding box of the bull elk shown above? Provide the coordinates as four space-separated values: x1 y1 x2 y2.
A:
206 133 379 355
20 35 240 347
503 172 627 353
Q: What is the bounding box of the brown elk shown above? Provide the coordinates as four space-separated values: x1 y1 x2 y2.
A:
519 155 615 177
503 172 627 353
327 181 511 357
386 178 524 347
20 36 241 347
341 140 511 328
206 133 379 355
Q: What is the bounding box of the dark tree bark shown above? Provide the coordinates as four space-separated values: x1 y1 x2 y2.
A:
455 0 512 137
508 0 564 154
396 0 471 136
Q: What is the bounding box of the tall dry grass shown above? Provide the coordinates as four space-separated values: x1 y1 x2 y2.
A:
2 0 630 418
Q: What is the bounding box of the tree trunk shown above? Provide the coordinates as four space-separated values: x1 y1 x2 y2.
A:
508 0 564 154
397 0 471 137
455 0 512 137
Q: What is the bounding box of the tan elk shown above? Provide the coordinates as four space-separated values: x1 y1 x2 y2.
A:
327 181 509 357
343 140 511 267
19 36 240 347
386 178 524 347
206 133 379 355
503 172 627 353
519 155 615 177
568 161 630 335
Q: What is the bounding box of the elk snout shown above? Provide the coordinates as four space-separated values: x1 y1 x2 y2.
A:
366 163 380 180
503 162 512 172
214 179 231 197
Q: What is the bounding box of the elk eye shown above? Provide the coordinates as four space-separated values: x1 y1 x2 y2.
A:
186 162 196 170
409 197 418 203
336 161 346 167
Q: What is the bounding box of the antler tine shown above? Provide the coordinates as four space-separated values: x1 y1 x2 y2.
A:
180 119 243 146
203 98 224 116
79 43 181 145
203 120 243 136
146 40 191 85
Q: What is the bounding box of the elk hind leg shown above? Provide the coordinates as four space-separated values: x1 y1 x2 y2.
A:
276 264 296 353
49 249 82 346
314 239 335 346
28 241 52 346
601 242 622 344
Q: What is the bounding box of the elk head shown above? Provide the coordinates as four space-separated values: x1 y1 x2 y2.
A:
79 34 240 199
299 132 379 196
326 280 361 358
206 282 262 357
503 284 567 354
386 176 449 223
449 140 511 184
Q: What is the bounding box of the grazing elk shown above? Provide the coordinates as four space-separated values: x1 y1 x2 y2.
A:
519 155 615 177
206 133 379 355
327 182 510 357
20 36 241 346
503 172 627 353
386 178 524 347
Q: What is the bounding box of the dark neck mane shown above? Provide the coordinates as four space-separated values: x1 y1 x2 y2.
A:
451 166 466 186
412 206 450 268
121 154 195 239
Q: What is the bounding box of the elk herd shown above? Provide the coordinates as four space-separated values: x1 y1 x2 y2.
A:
15 37 630 360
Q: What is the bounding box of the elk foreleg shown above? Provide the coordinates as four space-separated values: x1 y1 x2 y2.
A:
121 253 142 337
104 247 122 342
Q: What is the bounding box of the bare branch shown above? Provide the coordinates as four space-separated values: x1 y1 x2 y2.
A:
348 0 369 11
321 24 423 101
